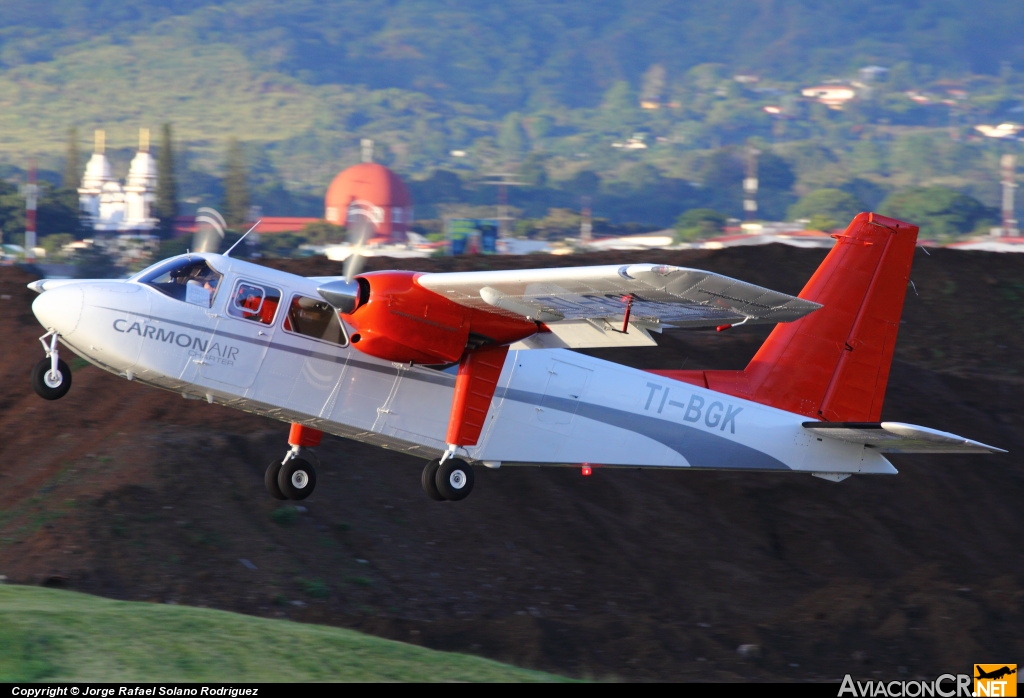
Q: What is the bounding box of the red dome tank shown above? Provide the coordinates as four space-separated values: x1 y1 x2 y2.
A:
324 162 413 244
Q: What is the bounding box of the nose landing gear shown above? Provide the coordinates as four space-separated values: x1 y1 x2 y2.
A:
32 330 72 400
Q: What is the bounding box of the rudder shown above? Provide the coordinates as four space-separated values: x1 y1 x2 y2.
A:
652 212 919 421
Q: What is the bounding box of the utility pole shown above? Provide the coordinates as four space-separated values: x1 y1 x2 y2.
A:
580 195 593 243
480 172 526 238
1000 154 1017 236
743 147 760 222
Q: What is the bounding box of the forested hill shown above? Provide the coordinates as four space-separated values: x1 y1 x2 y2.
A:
3 0 1023 112
2 0 1024 228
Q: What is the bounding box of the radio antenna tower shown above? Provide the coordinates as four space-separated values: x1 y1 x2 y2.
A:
1000 154 1017 236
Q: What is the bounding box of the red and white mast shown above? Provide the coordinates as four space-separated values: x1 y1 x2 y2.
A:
25 160 38 262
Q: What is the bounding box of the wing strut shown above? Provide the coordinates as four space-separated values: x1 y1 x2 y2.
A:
444 344 509 457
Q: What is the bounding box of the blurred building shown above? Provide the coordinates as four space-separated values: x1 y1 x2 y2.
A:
801 84 856 109
79 129 158 233
324 160 413 244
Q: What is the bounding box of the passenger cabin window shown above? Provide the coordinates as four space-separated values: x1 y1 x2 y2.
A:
283 295 349 346
137 257 223 308
229 281 282 325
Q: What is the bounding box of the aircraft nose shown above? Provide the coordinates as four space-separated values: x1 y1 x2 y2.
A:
32 284 84 338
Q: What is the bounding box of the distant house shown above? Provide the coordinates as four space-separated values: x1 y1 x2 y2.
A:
858 66 889 83
801 85 856 109
975 123 1021 139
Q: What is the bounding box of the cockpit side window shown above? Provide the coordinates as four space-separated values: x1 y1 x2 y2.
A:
138 258 223 308
229 281 282 325
283 294 349 346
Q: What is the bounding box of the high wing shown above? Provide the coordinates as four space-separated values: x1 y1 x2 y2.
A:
413 264 821 348
802 422 1006 454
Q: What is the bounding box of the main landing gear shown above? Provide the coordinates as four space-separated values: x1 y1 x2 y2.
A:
32 330 72 400
266 424 322 501
421 457 475 502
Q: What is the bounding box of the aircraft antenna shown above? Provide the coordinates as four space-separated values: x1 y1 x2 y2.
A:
224 220 262 257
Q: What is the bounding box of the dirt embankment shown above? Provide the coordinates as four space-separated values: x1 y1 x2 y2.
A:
0 246 1021 681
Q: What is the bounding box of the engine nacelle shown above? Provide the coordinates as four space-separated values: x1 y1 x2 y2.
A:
340 271 538 365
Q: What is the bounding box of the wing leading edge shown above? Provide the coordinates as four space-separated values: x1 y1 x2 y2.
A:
802 422 1006 454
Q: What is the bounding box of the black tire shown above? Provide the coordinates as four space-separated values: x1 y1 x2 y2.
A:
435 458 474 501
421 459 445 501
264 460 287 500
32 358 72 400
278 458 316 500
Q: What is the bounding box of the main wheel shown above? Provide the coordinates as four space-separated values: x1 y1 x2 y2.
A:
264 460 287 500
31 358 72 400
278 458 317 500
421 459 445 501
435 458 474 501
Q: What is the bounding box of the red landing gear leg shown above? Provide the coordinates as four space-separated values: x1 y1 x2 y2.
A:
422 344 509 502
265 424 323 501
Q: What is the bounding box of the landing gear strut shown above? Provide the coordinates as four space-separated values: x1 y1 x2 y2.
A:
32 330 72 400
266 424 321 500
421 457 475 501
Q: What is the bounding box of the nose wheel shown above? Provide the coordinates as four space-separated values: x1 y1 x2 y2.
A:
32 331 72 400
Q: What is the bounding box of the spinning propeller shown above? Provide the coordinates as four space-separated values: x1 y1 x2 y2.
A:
342 212 374 279
317 213 375 314
193 207 227 253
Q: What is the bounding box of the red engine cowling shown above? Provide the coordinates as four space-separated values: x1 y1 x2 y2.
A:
341 271 538 364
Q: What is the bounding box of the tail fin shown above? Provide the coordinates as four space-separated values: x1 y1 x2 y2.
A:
653 213 919 421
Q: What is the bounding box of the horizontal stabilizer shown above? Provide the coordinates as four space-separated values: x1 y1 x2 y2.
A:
802 421 1006 454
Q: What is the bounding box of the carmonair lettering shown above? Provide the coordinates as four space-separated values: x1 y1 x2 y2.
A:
112 318 239 366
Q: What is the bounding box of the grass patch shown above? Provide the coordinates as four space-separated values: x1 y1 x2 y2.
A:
0 585 570 682
270 506 298 526
299 578 330 598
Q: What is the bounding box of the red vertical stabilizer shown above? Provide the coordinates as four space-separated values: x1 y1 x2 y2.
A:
650 212 919 421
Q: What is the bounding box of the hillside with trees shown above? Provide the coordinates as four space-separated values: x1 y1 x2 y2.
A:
0 0 1021 245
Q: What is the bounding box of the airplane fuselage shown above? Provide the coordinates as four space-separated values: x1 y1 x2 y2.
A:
30 253 896 477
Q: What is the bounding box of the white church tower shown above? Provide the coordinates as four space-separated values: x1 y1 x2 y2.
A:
78 129 114 226
123 128 158 230
79 128 159 233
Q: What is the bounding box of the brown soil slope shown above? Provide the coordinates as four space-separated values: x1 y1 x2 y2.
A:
0 246 1021 682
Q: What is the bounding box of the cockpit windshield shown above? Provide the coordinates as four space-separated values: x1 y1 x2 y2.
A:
136 257 224 308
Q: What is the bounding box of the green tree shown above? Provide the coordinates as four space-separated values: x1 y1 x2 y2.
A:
598 80 639 135
879 186 995 238
222 138 250 228
155 123 179 240
41 233 73 259
37 184 83 237
0 180 26 241
675 208 727 241
497 112 527 159
561 170 601 197
62 127 80 190
519 153 548 188
788 189 866 230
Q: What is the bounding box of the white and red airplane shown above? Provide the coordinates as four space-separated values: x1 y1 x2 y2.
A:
26 212 1003 502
